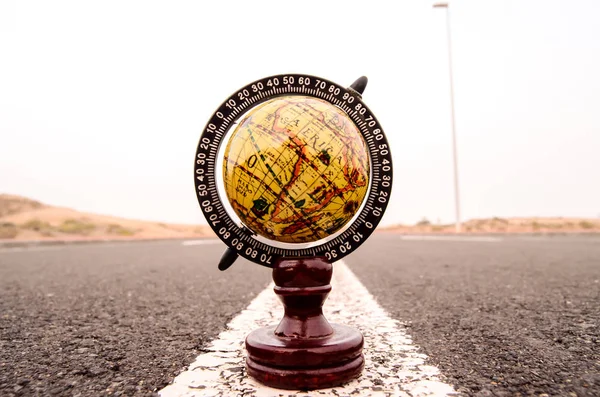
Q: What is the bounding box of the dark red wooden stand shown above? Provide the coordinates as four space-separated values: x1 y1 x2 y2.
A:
245 257 364 390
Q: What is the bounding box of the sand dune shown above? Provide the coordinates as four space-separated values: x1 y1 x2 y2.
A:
0 194 210 241
2 194 598 241
382 216 600 234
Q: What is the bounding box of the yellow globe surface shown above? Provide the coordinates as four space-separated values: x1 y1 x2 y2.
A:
223 96 370 243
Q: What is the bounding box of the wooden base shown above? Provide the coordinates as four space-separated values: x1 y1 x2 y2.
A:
246 324 364 389
245 257 364 390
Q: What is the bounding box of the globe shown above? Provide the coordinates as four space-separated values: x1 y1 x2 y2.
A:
222 95 370 243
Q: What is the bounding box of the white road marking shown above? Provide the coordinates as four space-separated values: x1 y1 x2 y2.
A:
159 260 457 397
1 239 222 253
399 235 502 242
514 235 600 242
0 245 65 253
181 239 221 246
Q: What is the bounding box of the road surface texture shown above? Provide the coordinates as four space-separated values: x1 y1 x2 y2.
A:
0 241 271 396
1 235 599 396
347 235 600 396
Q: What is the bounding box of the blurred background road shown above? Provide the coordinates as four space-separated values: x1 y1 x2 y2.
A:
1 235 598 396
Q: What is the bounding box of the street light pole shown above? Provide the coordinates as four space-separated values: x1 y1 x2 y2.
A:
434 2 461 233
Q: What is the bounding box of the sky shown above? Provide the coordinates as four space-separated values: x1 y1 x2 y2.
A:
1 0 599 226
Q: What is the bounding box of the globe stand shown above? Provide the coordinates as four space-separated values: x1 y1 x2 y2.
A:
245 257 364 390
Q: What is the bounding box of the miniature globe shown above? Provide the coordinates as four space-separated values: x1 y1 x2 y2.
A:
222 96 370 243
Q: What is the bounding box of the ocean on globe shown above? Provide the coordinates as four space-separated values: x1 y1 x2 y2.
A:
222 95 370 243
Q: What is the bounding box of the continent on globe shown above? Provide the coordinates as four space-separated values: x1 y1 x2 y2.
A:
222 95 370 243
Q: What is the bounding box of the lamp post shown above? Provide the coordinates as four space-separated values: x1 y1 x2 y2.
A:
434 2 462 233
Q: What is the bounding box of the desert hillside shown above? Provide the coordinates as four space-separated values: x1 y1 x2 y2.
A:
0 194 211 241
2 194 598 241
384 216 600 234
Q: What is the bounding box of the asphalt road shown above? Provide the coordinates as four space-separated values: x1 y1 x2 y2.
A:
347 235 600 397
1 235 599 396
0 240 271 396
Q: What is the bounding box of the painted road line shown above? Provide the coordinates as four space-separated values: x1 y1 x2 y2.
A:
1 240 206 254
514 235 600 242
399 235 502 242
0 245 66 254
181 239 221 246
159 260 457 397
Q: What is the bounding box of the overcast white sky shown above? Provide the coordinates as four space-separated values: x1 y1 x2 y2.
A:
1 0 599 226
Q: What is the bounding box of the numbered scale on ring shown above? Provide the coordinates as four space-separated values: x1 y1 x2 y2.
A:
194 74 393 270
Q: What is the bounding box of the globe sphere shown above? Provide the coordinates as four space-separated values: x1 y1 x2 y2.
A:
222 96 369 243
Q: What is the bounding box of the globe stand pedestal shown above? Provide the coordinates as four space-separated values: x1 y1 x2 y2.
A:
245 257 364 390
